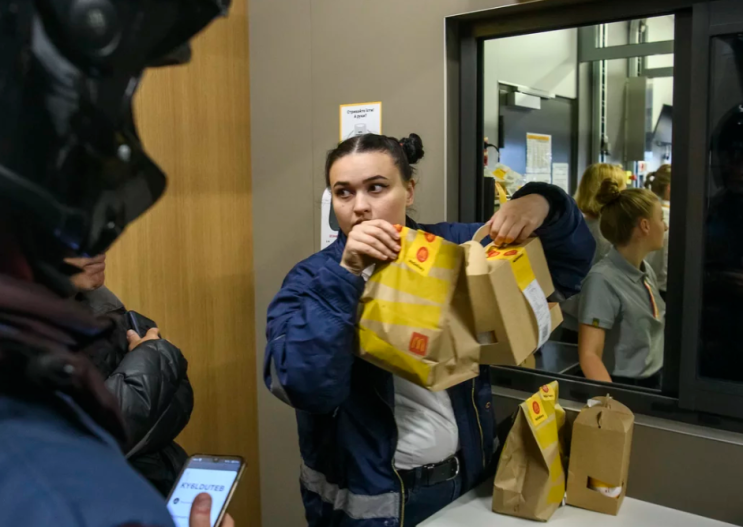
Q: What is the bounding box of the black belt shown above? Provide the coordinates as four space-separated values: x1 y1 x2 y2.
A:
398 453 461 489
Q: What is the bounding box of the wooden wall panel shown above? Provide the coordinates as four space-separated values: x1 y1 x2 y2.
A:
105 0 259 524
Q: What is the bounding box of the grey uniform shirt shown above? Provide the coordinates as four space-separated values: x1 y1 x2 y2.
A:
579 248 665 379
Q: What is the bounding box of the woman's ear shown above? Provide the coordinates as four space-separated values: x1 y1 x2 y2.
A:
406 179 416 207
639 217 651 236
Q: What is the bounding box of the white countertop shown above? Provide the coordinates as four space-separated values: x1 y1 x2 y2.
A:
420 480 735 527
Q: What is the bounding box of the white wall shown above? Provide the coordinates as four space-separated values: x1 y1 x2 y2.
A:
483 29 578 146
646 15 675 135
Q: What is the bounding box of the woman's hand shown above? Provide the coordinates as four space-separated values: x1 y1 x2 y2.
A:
126 327 160 352
340 220 401 276
488 194 550 247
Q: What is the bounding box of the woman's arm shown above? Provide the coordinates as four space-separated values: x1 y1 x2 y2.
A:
265 256 364 414
511 183 595 298
577 272 621 382
578 324 612 382
425 183 595 297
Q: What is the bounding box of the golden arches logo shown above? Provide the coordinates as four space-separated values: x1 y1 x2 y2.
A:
409 332 429 356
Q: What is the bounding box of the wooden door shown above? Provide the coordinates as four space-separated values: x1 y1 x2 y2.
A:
105 0 259 523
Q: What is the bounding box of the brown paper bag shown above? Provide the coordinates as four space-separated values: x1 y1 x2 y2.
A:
493 381 566 521
566 396 634 515
357 226 480 391
462 226 563 367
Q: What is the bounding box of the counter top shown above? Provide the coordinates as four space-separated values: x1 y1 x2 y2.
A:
420 480 734 527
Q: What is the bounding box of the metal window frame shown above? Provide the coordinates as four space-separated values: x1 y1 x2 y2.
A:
447 0 743 431
578 25 675 62
677 2 743 419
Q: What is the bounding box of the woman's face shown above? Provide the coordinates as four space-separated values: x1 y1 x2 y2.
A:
329 152 414 235
644 201 667 251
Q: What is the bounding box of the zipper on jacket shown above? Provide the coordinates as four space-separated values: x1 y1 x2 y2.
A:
392 461 405 527
471 380 486 468
375 386 405 527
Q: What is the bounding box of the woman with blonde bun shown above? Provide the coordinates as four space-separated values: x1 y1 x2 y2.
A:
574 163 628 264
578 179 668 386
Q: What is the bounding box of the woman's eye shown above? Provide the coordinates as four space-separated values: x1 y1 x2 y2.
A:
335 189 352 198
369 184 388 193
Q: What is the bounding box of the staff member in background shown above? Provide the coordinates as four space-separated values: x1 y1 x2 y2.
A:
578 179 668 387
65 254 193 496
645 165 672 300
574 163 628 264
264 133 595 527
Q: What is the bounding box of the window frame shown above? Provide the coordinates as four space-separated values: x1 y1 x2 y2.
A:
448 0 743 430
678 2 743 418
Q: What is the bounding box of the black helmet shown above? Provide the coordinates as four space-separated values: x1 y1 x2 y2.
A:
0 0 228 258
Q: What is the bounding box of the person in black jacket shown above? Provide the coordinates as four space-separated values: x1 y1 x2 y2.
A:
0 0 232 525
65 254 194 496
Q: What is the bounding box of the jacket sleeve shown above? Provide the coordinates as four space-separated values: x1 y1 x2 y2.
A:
513 182 595 298
265 257 365 414
105 338 194 454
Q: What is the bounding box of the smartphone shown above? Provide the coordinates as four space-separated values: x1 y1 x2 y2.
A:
166 454 245 527
126 310 158 338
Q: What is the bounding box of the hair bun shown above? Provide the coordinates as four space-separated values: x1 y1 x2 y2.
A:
596 178 622 207
400 133 425 165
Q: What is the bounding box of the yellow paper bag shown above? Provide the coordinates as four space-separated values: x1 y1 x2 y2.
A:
493 381 566 521
357 227 480 391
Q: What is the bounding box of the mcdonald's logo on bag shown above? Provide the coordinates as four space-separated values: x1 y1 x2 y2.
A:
409 332 429 356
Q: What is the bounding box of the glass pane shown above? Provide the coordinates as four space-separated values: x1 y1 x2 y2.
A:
601 15 674 48
699 34 743 382
480 14 676 391
644 15 675 43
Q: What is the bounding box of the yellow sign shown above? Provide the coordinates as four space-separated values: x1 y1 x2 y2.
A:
527 394 548 427
485 246 537 291
539 383 556 402
405 230 442 277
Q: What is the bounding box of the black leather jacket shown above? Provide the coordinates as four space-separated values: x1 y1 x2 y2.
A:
76 286 193 494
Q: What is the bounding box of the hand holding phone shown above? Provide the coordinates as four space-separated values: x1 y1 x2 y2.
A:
167 455 245 527
126 310 159 338
189 494 234 527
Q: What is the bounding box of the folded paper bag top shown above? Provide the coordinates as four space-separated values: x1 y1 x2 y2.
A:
356 226 481 391
566 396 635 516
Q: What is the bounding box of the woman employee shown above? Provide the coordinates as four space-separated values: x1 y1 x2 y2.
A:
578 179 668 387
264 133 595 527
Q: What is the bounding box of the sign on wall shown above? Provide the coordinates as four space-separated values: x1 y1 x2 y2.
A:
525 132 552 183
321 188 339 250
339 102 382 142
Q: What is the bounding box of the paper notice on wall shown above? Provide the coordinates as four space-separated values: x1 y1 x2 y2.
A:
526 133 552 183
340 102 382 142
552 163 570 193
321 188 339 249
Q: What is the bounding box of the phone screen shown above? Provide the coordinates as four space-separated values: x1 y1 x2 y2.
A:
167 456 243 527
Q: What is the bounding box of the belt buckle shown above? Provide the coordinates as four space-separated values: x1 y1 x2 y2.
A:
446 455 460 481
